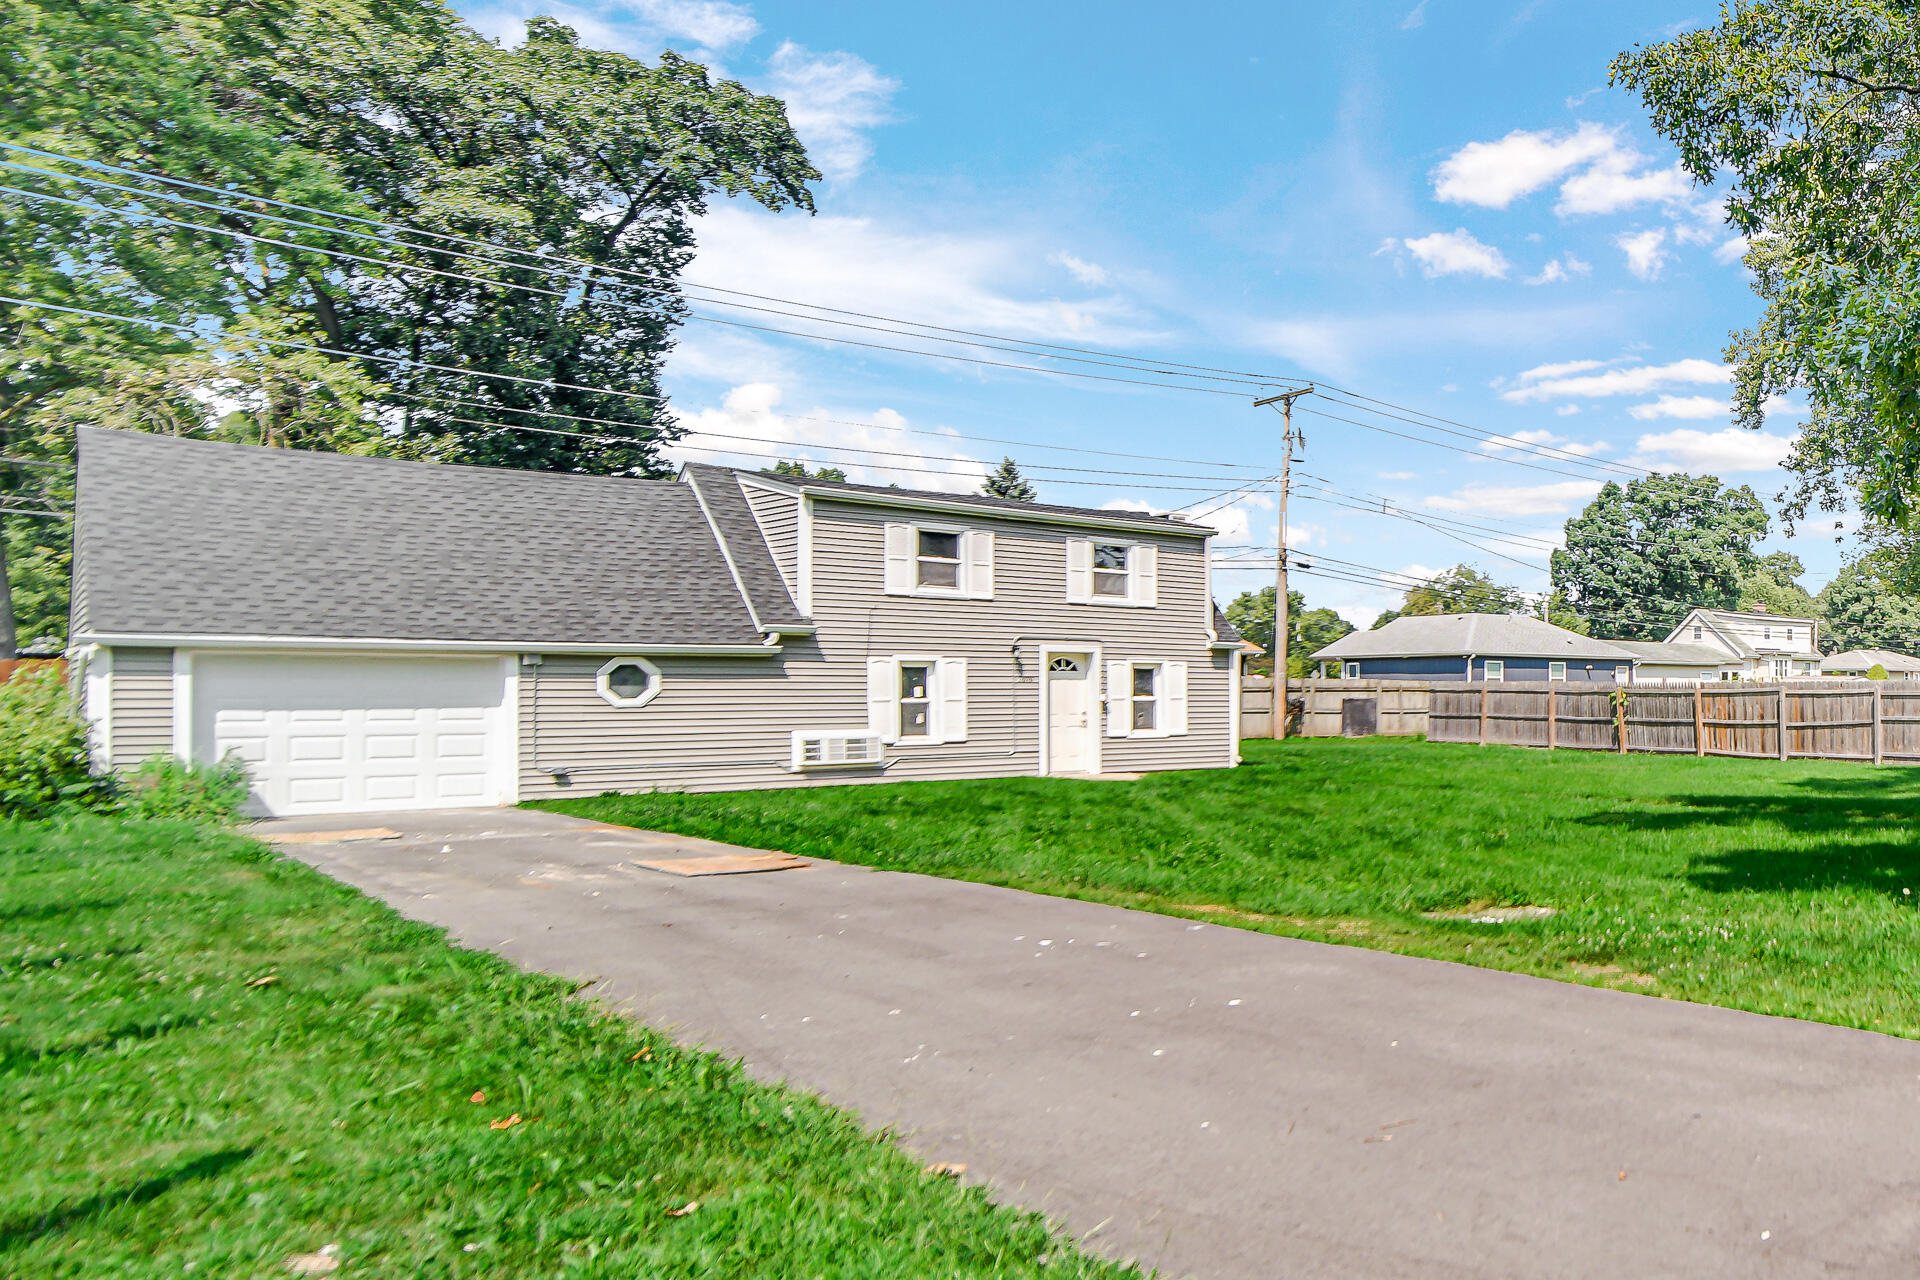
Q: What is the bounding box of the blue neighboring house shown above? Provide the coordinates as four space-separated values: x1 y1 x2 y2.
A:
1308 613 1636 682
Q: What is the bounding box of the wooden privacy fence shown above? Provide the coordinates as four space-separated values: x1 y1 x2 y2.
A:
1428 680 1920 765
1241 678 1432 739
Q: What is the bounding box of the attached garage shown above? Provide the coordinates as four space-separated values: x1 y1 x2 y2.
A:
188 653 516 817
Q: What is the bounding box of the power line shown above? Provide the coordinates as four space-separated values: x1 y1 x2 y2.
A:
3 174 1296 402
0 143 1313 389
8 146 1670 482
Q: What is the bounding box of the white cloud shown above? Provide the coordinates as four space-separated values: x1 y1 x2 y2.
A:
678 206 1151 386
466 0 757 60
1512 357 1608 382
1554 404 1581 416
670 382 989 491
1393 229 1511 279
1425 479 1604 517
1556 160 1693 217
1713 235 1750 264
1378 470 1416 480
1479 427 1607 457
1524 255 1591 285
1047 251 1109 287
1500 357 1726 403
1629 394 1727 421
1617 228 1670 280
1432 122 1619 208
1400 0 1428 29
762 42 899 182
1631 427 1793 473
628 0 758 49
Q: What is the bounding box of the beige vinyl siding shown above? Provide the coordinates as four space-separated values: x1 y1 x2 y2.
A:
742 484 801 597
519 499 1233 798
109 646 173 767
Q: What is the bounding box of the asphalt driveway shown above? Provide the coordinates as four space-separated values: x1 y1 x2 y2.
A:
268 807 1920 1279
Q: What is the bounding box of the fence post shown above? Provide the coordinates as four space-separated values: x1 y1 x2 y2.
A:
1693 685 1705 757
1616 691 1628 754
1777 686 1790 761
1873 685 1884 766
1479 684 1489 746
1546 687 1557 750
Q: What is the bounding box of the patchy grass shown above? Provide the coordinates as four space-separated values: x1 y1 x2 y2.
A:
1 818 1134 1279
538 738 1920 1038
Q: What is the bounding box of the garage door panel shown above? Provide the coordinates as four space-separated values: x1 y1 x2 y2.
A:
363 775 422 803
436 733 487 758
364 734 420 759
193 655 507 817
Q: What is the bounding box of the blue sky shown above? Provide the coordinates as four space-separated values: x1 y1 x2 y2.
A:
457 0 1835 625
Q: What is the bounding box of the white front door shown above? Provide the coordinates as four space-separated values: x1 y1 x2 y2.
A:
1046 653 1094 774
192 653 512 817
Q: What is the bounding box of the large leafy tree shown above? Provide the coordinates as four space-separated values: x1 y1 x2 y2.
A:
1611 3 1920 546
1818 560 1920 652
1369 564 1528 629
3 0 817 476
1552 474 1768 639
1223 586 1354 675
1739 551 1822 617
1 0 818 644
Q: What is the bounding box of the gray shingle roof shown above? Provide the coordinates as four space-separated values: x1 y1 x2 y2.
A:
1212 604 1243 646
1824 648 1920 673
1609 640 1729 666
749 470 1212 536
74 428 767 647
1309 613 1637 662
680 464 808 631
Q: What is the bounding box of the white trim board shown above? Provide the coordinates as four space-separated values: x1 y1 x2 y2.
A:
79 633 786 657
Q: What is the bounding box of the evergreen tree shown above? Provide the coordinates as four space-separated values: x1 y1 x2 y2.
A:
981 457 1036 502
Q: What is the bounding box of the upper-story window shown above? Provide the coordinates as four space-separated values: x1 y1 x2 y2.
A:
1762 625 1772 641
916 530 961 589
883 523 993 599
1692 625 1703 641
1067 539 1157 607
1092 544 1131 597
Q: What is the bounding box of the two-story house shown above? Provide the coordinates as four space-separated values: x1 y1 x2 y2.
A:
71 429 1242 816
1649 605 1824 681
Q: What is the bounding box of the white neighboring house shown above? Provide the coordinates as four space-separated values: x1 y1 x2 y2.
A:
1654 606 1824 681
1608 640 1728 685
1822 649 1920 679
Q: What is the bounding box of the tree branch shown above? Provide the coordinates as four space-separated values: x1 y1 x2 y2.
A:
1812 67 1920 96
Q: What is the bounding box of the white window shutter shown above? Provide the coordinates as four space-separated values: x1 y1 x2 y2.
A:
867 656 898 742
1165 661 1188 735
1066 539 1093 601
938 657 968 742
1131 544 1158 606
1105 661 1130 737
963 530 994 599
883 523 914 595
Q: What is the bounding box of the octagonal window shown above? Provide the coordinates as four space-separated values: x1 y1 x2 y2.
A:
596 657 663 708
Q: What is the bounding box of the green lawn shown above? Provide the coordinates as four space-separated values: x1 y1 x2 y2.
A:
539 738 1920 1038
3 818 1133 1279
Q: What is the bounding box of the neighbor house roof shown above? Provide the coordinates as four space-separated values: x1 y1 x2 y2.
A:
1309 613 1637 662
743 470 1213 537
1823 648 1920 673
73 428 770 648
1609 640 1730 667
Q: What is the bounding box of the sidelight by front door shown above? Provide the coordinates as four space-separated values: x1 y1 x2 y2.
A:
1045 653 1095 774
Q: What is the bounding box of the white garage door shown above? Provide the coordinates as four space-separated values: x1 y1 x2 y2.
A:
192 654 513 817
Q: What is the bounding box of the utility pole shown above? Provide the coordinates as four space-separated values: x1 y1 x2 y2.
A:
1253 386 1314 739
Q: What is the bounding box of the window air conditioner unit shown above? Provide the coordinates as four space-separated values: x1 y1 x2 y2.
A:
790 731 885 770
